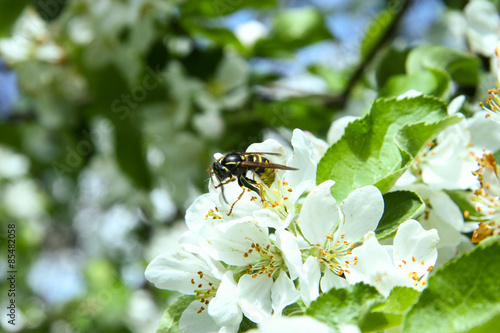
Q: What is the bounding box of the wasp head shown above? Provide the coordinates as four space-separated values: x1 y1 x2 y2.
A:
212 161 231 181
210 161 231 204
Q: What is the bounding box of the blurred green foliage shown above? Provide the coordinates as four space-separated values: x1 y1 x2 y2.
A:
0 0 497 332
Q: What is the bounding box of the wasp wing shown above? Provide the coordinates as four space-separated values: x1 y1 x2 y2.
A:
240 160 298 171
240 151 283 156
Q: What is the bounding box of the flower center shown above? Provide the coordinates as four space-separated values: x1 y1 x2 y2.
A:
260 176 294 220
190 270 218 314
205 207 223 220
397 257 434 290
480 88 500 122
243 242 283 279
470 152 500 243
317 233 356 276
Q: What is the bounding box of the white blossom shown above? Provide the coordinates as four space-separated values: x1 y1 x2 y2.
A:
234 20 269 47
297 183 385 303
346 220 439 297
145 250 242 332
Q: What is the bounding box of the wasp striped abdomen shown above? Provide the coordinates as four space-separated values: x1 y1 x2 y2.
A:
245 154 275 187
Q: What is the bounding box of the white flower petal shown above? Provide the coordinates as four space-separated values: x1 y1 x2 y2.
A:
299 180 338 244
320 269 349 293
420 191 463 248
275 230 303 280
465 0 500 56
447 95 465 116
469 111 500 152
271 271 300 315
254 209 285 229
203 219 270 266
186 194 217 231
299 256 321 307
462 221 480 233
339 324 361 333
393 169 418 189
145 251 223 294
349 233 413 296
393 220 439 275
336 186 384 241
373 266 413 297
179 301 222 333
307 132 329 161
397 90 423 100
180 230 205 254
208 272 242 328
284 129 318 200
421 159 478 190
238 274 273 323
346 232 393 285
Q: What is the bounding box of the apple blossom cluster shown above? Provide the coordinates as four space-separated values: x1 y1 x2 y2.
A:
145 128 441 333
390 92 500 265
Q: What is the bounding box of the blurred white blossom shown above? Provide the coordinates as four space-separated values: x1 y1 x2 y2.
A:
234 20 269 47
0 8 64 64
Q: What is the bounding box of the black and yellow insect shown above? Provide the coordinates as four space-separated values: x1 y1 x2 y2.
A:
208 152 298 215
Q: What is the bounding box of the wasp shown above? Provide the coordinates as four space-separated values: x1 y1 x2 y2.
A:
208 152 298 215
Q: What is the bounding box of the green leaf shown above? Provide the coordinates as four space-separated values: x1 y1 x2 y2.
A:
180 47 224 81
376 47 409 89
379 68 451 99
76 62 152 190
113 117 152 190
273 8 332 44
376 191 425 240
254 8 333 57
237 316 257 333
308 64 348 93
394 114 462 157
34 0 67 21
406 45 480 86
157 295 196 333
441 0 468 9
181 21 245 53
317 96 459 202
372 287 421 315
0 0 30 36
306 283 385 330
255 98 333 133
360 287 421 332
403 237 500 333
183 0 276 17
361 9 396 61
0 123 23 150
493 149 500 165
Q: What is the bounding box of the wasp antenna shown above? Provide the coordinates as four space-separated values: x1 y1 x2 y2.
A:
205 166 213 173
208 172 227 204
220 184 228 204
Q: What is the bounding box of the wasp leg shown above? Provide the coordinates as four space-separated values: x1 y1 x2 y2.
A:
220 183 228 204
240 176 259 193
258 182 266 207
215 176 236 188
240 176 267 208
228 187 246 216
